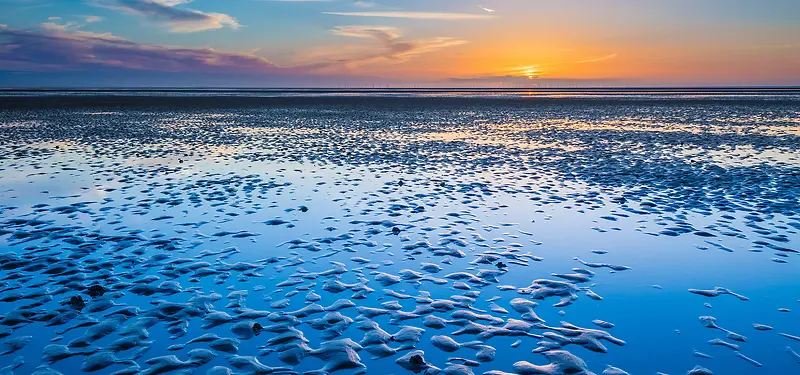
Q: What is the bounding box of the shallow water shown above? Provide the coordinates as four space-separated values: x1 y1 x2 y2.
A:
0 92 798 375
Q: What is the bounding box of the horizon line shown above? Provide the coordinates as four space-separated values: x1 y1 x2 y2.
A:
2 86 800 93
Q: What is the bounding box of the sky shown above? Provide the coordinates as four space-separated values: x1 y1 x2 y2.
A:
0 0 798 87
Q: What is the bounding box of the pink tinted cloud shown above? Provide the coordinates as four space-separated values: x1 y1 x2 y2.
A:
0 23 297 74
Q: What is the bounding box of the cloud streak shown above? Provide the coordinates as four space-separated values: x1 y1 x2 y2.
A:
323 11 495 20
0 21 463 80
327 25 466 67
446 75 627 88
91 0 240 32
0 22 285 73
576 53 618 64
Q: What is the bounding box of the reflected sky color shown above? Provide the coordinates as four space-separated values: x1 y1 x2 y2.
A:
0 93 798 374
0 0 798 87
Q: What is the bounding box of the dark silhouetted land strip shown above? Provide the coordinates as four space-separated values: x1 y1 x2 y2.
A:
1 89 799 110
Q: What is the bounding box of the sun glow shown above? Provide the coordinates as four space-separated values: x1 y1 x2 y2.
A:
509 65 542 79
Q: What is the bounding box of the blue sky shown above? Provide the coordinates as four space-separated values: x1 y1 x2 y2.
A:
0 0 798 87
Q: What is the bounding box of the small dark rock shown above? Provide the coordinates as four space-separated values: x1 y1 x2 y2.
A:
69 295 86 311
87 285 106 298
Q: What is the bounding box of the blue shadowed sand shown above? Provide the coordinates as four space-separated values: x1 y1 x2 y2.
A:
0 91 797 375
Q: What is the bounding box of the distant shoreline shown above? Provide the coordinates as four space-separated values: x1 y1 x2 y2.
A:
2 90 799 110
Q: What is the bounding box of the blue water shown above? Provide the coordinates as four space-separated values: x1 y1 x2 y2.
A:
0 92 797 375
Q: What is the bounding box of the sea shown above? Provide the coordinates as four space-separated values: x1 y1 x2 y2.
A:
0 89 797 375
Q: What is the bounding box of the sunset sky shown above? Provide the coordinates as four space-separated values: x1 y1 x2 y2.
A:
0 0 798 87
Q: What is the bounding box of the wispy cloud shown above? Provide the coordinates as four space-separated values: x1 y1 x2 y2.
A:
84 15 105 23
576 53 617 63
0 20 461 79
323 11 495 20
353 1 376 8
0 22 285 73
90 0 240 32
0 0 55 12
326 25 466 67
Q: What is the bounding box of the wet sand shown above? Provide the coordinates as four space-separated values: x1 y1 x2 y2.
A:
0 91 797 375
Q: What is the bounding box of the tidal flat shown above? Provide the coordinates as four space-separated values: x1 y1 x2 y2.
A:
0 91 797 375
